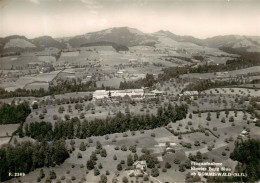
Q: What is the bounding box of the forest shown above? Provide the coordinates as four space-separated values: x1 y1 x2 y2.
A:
0 102 31 124
0 80 97 99
208 139 260 183
0 139 69 182
22 104 187 141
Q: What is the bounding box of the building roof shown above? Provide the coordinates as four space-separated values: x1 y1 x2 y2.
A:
134 161 146 166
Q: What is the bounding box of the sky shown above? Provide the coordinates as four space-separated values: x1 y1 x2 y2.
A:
0 0 259 39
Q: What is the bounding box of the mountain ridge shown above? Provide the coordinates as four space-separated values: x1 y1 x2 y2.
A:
1 27 260 52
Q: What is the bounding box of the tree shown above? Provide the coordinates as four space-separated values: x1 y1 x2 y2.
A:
165 162 171 169
49 170 56 180
94 167 100 176
87 160 94 170
80 113 85 119
230 139 260 182
121 145 127 151
39 113 44 119
127 154 133 166
151 168 159 177
39 169 45 179
79 142 86 151
58 106 64 114
206 112 211 121
96 141 102 150
113 155 117 160
32 102 39 109
101 149 107 157
221 117 226 123
100 174 107 183
174 158 180 164
98 162 103 169
179 164 186 172
77 152 82 159
105 170 110 175
194 140 200 146
143 175 149 181
117 163 122 171
189 113 192 119
90 152 97 161
229 116 234 122
122 176 128 183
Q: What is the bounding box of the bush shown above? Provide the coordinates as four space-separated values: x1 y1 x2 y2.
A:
121 145 127 151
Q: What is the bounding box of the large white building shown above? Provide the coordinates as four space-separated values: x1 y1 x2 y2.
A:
93 89 144 100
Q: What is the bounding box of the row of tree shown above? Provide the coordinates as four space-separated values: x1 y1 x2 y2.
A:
22 103 187 141
183 79 245 92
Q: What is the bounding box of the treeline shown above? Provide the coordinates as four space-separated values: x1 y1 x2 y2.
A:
0 102 31 124
121 54 260 89
119 73 155 89
208 139 260 183
183 79 244 92
230 139 260 182
0 51 20 57
0 139 69 182
220 46 260 63
80 41 129 52
0 80 97 99
22 104 187 141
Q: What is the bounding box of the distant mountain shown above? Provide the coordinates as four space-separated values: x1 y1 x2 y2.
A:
154 30 204 46
31 36 66 49
0 35 36 53
1 27 259 53
154 31 260 52
204 35 260 52
0 35 66 53
66 27 157 48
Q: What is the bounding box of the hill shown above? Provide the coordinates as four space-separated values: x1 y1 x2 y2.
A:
66 27 157 48
1 27 260 53
31 36 66 49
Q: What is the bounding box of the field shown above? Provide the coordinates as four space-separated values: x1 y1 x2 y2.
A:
0 29 260 183
0 124 19 148
180 66 260 80
2 70 61 91
203 87 260 97
8 108 258 183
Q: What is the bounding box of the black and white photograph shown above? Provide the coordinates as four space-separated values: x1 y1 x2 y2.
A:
0 0 259 182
